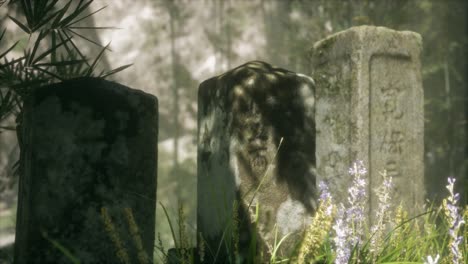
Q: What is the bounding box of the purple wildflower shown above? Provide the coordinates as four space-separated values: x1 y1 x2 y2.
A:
318 181 333 216
348 160 367 176
332 161 368 264
319 181 332 202
444 177 465 264
345 161 367 246
333 205 351 264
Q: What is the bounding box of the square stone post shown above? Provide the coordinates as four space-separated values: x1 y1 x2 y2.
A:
312 26 425 221
14 77 158 264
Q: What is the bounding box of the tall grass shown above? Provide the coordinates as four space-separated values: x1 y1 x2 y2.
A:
44 161 466 264
157 161 466 264
293 162 466 264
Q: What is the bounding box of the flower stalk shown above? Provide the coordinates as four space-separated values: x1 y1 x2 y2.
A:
443 177 465 264
369 170 394 260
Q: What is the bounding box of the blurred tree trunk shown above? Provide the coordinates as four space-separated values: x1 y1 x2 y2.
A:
262 0 291 68
165 0 180 170
212 0 219 71
225 0 232 69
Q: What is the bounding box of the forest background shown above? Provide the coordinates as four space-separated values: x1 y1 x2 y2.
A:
0 0 466 257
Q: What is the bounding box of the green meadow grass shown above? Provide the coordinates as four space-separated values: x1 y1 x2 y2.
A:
4 162 466 264
158 196 466 264
158 162 466 264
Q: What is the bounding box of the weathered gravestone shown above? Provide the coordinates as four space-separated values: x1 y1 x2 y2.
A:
312 26 425 222
14 77 158 264
198 61 316 262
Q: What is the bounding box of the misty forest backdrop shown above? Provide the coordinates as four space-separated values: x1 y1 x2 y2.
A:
0 0 467 255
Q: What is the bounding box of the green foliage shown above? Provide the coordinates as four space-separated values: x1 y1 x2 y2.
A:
151 192 466 264
0 0 132 130
152 161 466 264
157 202 196 264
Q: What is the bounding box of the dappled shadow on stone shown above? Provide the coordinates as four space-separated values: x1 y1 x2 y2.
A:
198 61 316 262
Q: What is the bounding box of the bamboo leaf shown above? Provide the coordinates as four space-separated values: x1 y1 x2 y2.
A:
51 30 57 63
100 64 133 78
33 0 42 21
18 0 59 31
56 30 75 60
0 28 6 42
21 0 33 27
68 26 120 30
10 79 48 91
60 0 94 26
68 5 107 26
32 35 72 64
52 0 73 27
8 15 30 34
33 10 61 31
61 31 89 66
44 0 59 16
35 60 85 67
75 0 85 10
0 90 11 106
96 69 105 77
0 41 19 59
0 57 25 71
29 30 48 66
73 0 95 19
85 42 109 76
32 65 64 81
67 28 111 50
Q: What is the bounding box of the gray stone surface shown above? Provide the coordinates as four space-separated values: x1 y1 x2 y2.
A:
14 77 158 264
312 26 425 221
197 61 316 262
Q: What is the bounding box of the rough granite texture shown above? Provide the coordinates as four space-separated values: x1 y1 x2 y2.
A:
312 26 425 223
14 77 158 264
197 61 316 263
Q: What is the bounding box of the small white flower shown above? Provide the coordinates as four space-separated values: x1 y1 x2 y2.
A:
423 254 440 264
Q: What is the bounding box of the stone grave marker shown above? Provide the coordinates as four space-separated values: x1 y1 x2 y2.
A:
312 26 425 222
197 61 316 262
14 77 158 263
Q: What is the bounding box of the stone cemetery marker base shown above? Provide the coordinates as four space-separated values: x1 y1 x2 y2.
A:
312 26 425 222
197 61 316 263
14 77 158 263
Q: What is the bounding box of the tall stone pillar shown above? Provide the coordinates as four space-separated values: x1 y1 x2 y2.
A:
312 26 425 220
